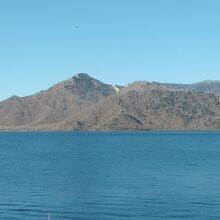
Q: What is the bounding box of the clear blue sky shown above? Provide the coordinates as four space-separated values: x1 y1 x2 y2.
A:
1 0 220 100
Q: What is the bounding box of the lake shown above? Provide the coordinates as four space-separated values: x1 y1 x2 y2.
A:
0 131 220 219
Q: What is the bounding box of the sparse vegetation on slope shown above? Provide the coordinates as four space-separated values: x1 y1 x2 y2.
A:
1 74 220 130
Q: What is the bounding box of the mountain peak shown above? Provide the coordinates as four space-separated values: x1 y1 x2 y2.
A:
73 73 91 79
56 73 117 101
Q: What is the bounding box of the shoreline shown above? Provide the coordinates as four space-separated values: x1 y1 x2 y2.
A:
0 129 220 132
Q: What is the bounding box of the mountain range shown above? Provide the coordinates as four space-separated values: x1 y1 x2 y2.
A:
1 73 220 130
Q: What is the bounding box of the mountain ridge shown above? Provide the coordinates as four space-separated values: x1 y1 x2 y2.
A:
1 73 220 130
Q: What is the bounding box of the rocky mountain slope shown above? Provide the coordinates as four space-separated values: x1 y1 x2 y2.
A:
0 73 118 130
1 73 220 130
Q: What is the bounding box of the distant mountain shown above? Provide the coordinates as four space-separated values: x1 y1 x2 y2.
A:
189 80 220 95
1 74 220 130
150 80 220 95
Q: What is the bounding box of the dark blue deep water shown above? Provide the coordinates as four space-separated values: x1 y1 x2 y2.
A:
0 131 220 219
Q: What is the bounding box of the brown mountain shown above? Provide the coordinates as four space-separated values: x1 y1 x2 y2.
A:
1 74 220 130
0 73 118 130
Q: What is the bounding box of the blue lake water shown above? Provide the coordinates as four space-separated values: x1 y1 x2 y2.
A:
0 131 220 219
